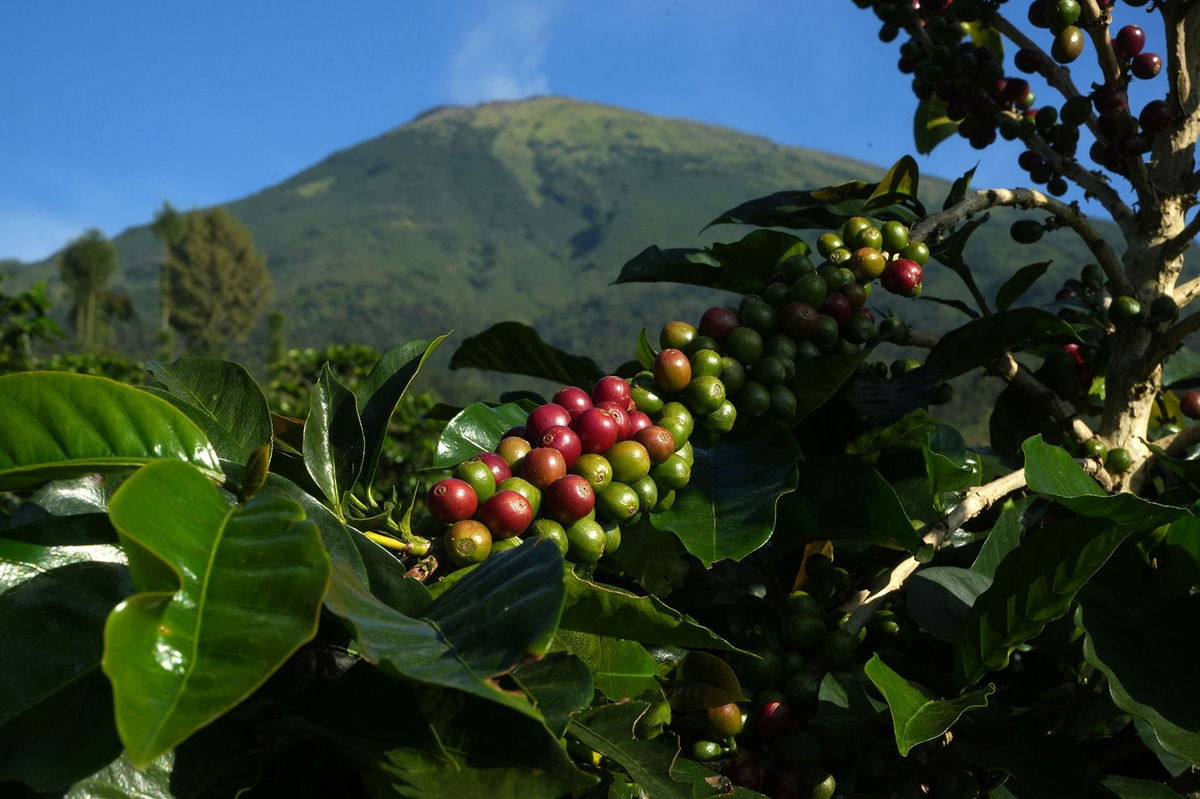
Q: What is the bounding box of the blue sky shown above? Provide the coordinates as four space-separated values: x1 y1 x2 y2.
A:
0 0 1166 261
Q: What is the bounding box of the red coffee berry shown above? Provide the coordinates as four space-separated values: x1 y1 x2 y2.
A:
1113 25 1145 59
635 425 677 463
881 258 924 297
477 490 533 539
427 478 478 523
527 403 572 441
573 407 620 454
552 386 592 419
545 474 596 524
540 425 582 469
1139 100 1172 133
1132 52 1162 80
597 401 631 440
699 306 740 342
1182 391 1200 420
628 410 653 434
521 447 568 490
591 375 632 409
474 452 512 486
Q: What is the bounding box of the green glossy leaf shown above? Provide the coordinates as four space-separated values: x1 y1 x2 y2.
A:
615 230 810 293
927 309 1079 379
555 630 659 700
325 541 564 717
434 401 532 467
795 455 923 552
1023 436 1191 528
450 322 602 388
0 372 221 490
914 95 957 155
356 335 448 488
385 686 596 799
665 651 745 711
865 654 993 756
970 497 1031 578
604 515 693 596
845 366 941 426
792 350 871 420
0 515 129 791
561 571 739 651
144 357 272 464
906 566 991 642
954 516 1130 686
1162 346 1200 390
914 294 980 319
943 165 977 211
66 752 174 799
811 671 887 731
929 215 992 315
636 328 657 371
1079 590 1200 764
303 363 365 508
652 422 800 565
103 459 331 767
569 702 726 799
511 652 595 737
705 177 921 231
862 155 924 216
1101 777 1186 799
995 262 1051 311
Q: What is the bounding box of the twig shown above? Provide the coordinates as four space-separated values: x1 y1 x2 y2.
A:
1153 422 1200 459
840 468 1032 634
988 351 1096 444
1175 274 1200 308
1162 308 1200 351
901 328 941 349
910 188 1132 296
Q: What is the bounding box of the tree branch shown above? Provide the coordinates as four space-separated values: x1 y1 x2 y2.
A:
900 327 940 349
1175 274 1200 308
989 350 1097 444
1153 421 1200 460
910 187 1132 296
840 468 1031 634
1163 308 1200 351
1165 208 1200 262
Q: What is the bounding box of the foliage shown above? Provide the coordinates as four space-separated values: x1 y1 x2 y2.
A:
5 5 1200 797
59 229 118 351
165 207 271 358
0 274 60 372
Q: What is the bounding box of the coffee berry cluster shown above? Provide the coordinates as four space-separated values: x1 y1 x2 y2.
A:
858 0 1173 195
419 215 926 572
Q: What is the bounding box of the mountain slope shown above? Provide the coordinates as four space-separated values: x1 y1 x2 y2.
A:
10 96 1143 404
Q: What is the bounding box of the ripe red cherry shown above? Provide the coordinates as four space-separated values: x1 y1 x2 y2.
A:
780 301 819 339
628 410 653 434
725 759 762 791
539 425 582 469
699 306 740 342
820 293 851 326
573 407 620 454
521 447 568 490
1014 48 1041 73
591 376 632 410
1140 100 1172 134
473 452 512 486
545 475 596 524
597 402 631 440
527 403 572 441
1132 52 1162 80
552 386 592 419
634 425 676 463
477 490 533 539
1093 84 1128 115
881 258 924 297
427 478 478 523
755 700 794 738
1113 25 1145 59
1182 391 1200 420
1002 78 1031 105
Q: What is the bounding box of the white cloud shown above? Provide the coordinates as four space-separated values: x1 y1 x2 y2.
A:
447 0 562 104
0 210 91 262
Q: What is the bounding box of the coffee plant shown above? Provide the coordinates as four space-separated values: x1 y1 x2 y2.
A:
5 2 1200 797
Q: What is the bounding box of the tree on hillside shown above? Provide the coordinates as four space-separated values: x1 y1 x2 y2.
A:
59 229 117 351
166 207 271 357
151 201 185 360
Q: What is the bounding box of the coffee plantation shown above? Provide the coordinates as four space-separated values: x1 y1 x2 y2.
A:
5 0 1200 797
